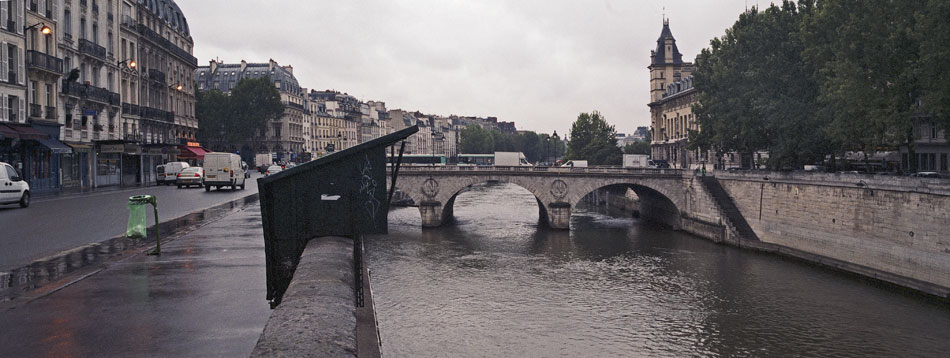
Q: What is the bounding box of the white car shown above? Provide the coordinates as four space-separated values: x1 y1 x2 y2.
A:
176 167 204 188
264 165 283 176
0 162 30 208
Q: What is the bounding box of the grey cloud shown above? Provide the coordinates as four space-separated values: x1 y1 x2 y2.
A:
177 0 750 134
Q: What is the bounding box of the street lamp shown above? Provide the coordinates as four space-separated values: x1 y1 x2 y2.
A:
118 59 137 70
552 130 559 164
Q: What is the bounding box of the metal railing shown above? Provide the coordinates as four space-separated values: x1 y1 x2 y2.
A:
29 103 42 118
136 24 197 66
78 39 107 60
27 50 64 75
147 68 166 83
45 106 56 120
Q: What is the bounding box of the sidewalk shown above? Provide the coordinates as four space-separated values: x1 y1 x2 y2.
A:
0 203 272 358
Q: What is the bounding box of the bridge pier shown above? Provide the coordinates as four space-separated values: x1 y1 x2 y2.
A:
546 202 571 230
419 201 445 228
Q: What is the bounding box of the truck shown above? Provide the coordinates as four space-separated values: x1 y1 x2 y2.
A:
561 160 588 168
494 152 532 166
203 152 246 191
255 153 273 172
623 154 649 168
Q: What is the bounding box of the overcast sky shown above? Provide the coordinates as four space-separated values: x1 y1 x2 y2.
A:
177 0 752 135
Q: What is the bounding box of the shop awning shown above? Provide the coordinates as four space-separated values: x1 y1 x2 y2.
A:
67 142 92 150
178 146 208 159
0 124 18 139
35 138 73 154
5 124 48 140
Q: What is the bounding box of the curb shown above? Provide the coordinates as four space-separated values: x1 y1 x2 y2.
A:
0 193 260 302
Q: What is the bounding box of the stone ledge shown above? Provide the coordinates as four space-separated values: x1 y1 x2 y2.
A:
251 236 358 358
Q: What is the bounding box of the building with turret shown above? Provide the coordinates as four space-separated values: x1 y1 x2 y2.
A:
648 19 702 169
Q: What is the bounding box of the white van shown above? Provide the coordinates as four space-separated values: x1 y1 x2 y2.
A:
0 162 30 208
562 160 588 168
203 152 245 191
158 162 190 185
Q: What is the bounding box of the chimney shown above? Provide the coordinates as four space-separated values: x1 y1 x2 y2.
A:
209 59 218 73
240 59 247 72
283 65 293 75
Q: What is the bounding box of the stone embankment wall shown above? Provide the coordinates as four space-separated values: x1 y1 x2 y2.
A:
714 172 950 297
252 237 359 358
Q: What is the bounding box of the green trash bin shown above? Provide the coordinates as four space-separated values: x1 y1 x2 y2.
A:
127 195 161 255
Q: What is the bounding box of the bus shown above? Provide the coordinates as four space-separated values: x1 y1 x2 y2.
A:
387 154 447 166
457 153 494 166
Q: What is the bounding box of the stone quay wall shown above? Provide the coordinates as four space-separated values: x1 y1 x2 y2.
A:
715 171 950 297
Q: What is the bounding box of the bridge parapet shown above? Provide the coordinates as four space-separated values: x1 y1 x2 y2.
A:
390 166 691 229
389 165 685 177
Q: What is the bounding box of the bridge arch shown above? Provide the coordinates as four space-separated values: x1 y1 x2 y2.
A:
391 168 687 230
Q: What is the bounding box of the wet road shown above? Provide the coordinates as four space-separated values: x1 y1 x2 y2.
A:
0 174 259 271
0 204 270 358
367 182 950 357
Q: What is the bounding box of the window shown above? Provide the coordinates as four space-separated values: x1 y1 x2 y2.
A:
64 10 71 35
933 124 938 140
80 18 86 40
942 153 948 172
46 84 52 107
92 23 98 44
108 32 113 54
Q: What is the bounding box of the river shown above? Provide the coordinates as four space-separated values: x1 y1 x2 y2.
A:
366 182 950 357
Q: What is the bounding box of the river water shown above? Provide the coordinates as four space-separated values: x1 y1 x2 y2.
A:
366 183 950 357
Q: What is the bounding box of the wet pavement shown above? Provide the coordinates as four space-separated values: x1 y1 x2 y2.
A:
0 204 272 358
0 173 261 272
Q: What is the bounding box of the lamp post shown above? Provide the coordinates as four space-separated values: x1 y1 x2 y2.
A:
24 22 51 118
552 130 560 164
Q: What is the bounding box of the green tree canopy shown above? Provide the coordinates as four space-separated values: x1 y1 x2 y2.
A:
197 77 284 151
459 125 494 153
566 111 622 165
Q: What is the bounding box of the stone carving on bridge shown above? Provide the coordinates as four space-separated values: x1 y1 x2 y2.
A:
550 179 569 199
422 178 440 199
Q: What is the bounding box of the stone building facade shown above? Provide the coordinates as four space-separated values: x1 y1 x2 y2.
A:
195 59 305 162
647 19 701 169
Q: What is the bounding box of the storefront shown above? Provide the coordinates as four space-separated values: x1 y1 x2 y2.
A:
178 143 208 166
96 143 124 187
62 143 92 191
121 144 142 187
141 145 177 186
0 122 69 195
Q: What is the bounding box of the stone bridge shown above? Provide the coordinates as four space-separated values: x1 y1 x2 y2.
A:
389 166 690 229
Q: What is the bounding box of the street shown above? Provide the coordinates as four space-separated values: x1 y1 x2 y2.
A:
0 204 271 358
0 174 261 272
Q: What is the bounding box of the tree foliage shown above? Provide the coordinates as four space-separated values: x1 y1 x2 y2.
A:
690 0 946 171
458 126 564 163
196 77 284 151
623 141 651 155
566 111 622 165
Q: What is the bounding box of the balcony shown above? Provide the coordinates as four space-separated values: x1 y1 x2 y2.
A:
110 92 120 106
29 103 42 118
27 50 64 75
107 12 114 22
78 39 107 60
92 3 99 14
45 106 56 120
136 23 198 66
147 68 166 84
61 82 116 106
121 15 137 29
80 0 87 6
142 106 174 123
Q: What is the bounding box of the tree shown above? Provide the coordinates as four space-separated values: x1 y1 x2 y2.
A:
917 0 950 133
623 141 651 155
691 2 828 170
459 125 494 153
566 111 622 165
196 77 284 151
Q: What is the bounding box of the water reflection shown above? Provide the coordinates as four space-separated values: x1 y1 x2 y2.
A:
368 182 950 357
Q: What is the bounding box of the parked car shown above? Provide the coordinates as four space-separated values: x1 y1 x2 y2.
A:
264 165 283 176
0 162 30 208
176 167 204 188
202 152 246 191
648 159 671 169
159 162 190 185
910 172 942 178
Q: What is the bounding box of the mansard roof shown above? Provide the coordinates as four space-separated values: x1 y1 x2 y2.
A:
652 20 684 65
